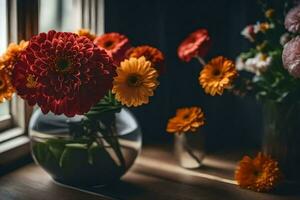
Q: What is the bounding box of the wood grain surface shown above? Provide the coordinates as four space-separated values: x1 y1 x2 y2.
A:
0 145 299 200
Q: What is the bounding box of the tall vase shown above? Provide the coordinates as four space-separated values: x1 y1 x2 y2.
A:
262 100 300 182
29 108 142 186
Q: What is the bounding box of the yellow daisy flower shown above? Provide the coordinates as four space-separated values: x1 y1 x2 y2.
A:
112 56 159 107
199 56 237 96
166 107 205 134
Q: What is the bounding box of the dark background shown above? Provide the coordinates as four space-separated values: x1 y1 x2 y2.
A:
105 0 285 152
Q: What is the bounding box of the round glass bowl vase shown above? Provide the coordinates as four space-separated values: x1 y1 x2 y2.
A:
29 108 142 187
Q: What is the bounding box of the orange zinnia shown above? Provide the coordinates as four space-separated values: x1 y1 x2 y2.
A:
199 56 237 96
0 69 15 102
0 40 28 72
126 45 165 74
166 107 205 134
235 152 283 192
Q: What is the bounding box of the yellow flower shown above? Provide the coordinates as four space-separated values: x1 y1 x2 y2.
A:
235 152 283 192
0 69 15 103
26 74 38 89
199 56 237 96
0 40 28 71
76 29 96 41
265 9 275 19
259 22 271 33
166 107 205 134
112 56 159 107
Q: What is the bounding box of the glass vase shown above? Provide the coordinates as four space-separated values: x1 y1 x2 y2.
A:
29 108 142 187
174 131 205 169
262 100 300 182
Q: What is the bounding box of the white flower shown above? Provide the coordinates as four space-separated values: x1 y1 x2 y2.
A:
253 22 273 34
236 56 247 71
241 25 255 42
236 53 272 75
280 33 292 46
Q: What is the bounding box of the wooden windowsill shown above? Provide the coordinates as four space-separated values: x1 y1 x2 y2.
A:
0 145 299 200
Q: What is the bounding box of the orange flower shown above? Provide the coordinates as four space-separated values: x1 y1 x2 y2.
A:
127 45 165 74
94 32 131 65
199 56 237 96
265 9 275 19
76 29 96 41
0 40 28 72
112 56 159 107
0 40 27 102
0 69 15 103
166 107 205 134
235 152 283 192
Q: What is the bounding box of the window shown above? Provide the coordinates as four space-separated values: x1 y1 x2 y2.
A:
0 0 104 165
0 0 11 131
39 0 82 32
0 0 39 165
39 0 104 34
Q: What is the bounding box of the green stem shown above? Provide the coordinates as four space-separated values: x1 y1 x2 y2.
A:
109 119 126 168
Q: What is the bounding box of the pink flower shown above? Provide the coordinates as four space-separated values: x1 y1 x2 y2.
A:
285 5 300 33
282 36 300 78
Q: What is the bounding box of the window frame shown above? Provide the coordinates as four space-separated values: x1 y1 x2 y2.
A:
0 0 38 165
0 0 104 166
0 0 12 132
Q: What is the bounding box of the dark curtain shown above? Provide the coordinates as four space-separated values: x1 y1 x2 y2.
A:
104 0 279 152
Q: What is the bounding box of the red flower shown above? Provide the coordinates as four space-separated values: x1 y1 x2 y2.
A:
94 32 131 65
13 30 116 117
126 45 165 74
178 29 212 62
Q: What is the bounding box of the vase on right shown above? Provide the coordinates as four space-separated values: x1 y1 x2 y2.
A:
262 100 300 182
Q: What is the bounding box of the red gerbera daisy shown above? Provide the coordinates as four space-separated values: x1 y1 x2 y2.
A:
13 30 116 117
178 29 212 62
94 32 131 65
126 45 165 74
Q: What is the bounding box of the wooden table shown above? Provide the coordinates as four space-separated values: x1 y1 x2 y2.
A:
0 145 299 200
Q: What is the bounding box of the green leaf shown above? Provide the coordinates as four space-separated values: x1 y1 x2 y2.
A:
59 143 89 168
46 139 68 162
32 142 49 164
85 91 122 120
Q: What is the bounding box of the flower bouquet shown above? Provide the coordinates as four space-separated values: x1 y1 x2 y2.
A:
0 29 165 186
235 0 300 182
